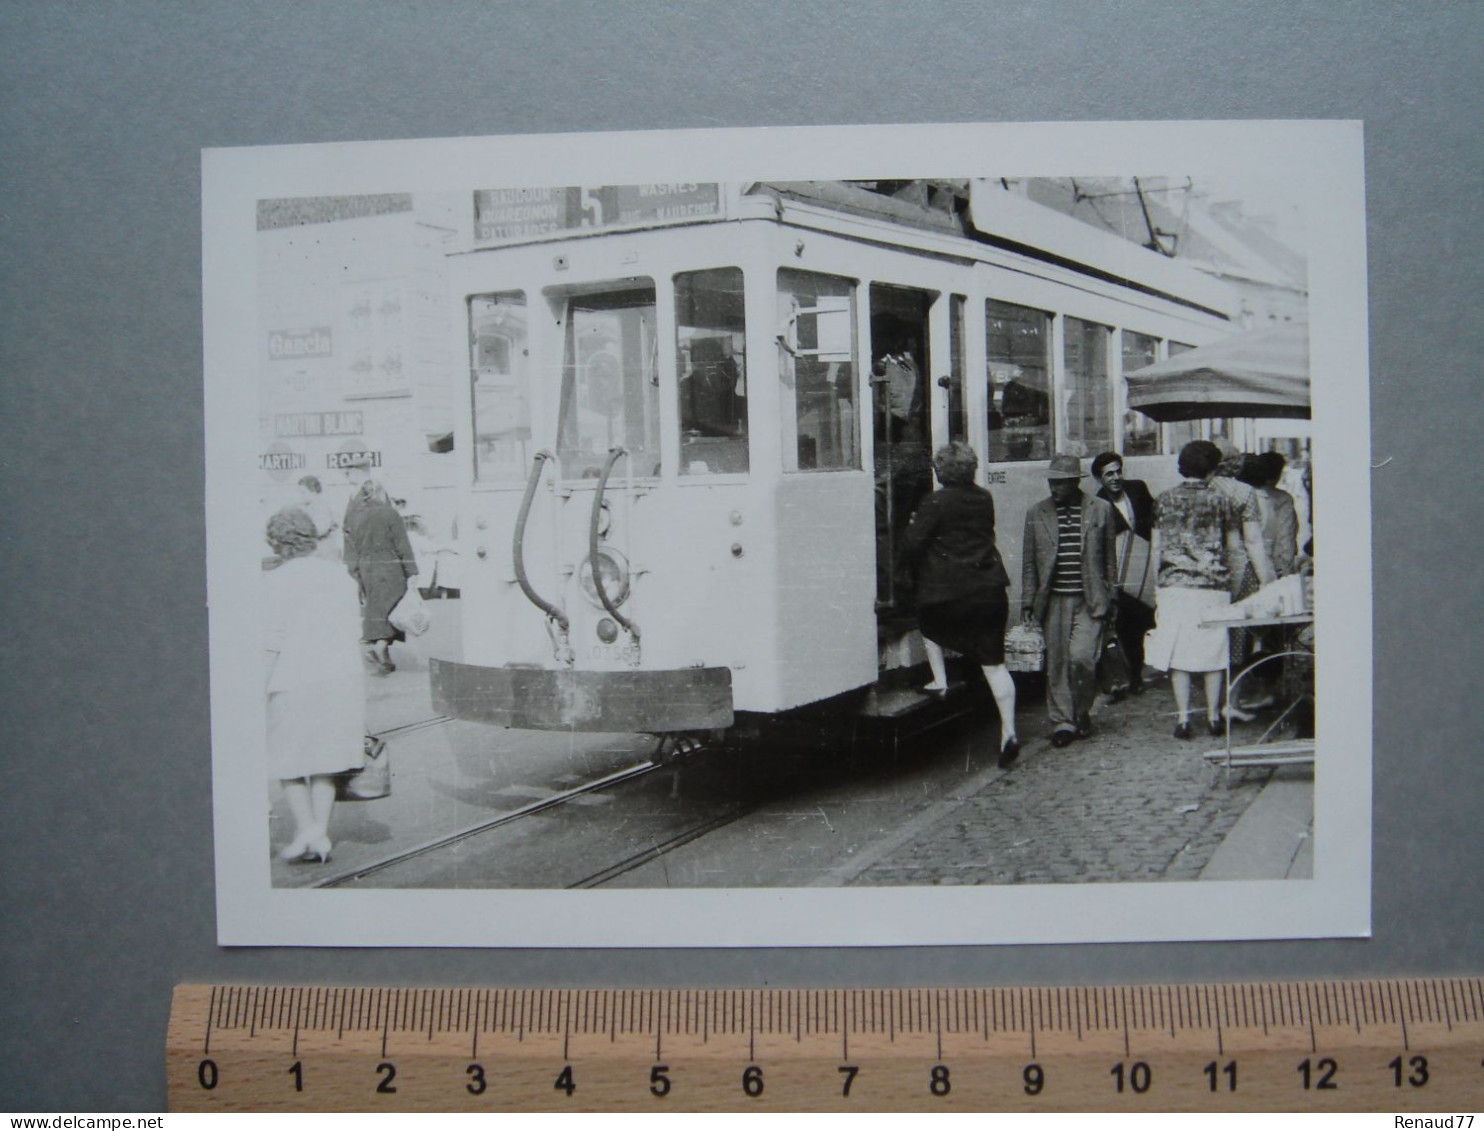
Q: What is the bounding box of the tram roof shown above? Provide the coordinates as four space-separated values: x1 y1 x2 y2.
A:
442 179 1239 321
749 180 969 239
751 180 1239 321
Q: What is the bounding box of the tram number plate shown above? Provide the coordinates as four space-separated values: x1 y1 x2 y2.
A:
588 643 640 664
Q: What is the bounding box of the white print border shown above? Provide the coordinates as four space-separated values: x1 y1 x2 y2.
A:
206 120 1371 947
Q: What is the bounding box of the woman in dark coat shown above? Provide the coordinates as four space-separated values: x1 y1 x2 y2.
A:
342 470 418 675
900 442 1020 766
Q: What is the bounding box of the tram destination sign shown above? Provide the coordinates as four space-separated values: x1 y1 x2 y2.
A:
473 183 721 246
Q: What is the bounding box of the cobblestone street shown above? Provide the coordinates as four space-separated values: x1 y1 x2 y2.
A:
849 674 1282 886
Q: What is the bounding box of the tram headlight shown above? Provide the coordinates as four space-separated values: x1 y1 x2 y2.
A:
595 618 619 643
578 548 630 609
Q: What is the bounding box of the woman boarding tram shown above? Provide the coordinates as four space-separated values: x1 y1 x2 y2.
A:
900 442 1019 766
430 180 1247 739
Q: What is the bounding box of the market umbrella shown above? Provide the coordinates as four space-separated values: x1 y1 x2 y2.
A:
1125 319 1310 421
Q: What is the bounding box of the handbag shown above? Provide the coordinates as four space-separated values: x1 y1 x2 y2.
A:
336 734 390 801
1117 531 1156 609
1096 628 1132 695
1004 621 1046 672
389 584 431 637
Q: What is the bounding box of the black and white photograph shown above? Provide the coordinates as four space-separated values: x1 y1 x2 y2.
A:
206 121 1371 946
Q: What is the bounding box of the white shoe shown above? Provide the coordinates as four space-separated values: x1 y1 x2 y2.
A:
276 836 312 863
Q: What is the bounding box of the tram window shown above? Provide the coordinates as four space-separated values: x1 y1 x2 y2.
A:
469 291 530 484
777 269 858 472
985 300 1052 462
1164 417 1201 451
675 268 747 475
1209 416 1256 449
1122 330 1160 457
555 283 661 479
1063 316 1113 455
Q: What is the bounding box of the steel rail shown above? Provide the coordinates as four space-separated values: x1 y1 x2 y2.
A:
311 759 661 889
564 803 765 889
367 714 453 742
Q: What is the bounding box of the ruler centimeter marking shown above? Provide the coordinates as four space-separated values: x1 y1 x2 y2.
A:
169 980 1484 1112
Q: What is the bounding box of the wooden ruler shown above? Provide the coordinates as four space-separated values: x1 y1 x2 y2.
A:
168 980 1484 1112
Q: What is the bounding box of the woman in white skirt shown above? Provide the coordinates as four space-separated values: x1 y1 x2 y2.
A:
263 506 365 862
1147 440 1275 739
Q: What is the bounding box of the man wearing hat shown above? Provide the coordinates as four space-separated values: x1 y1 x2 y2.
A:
1021 454 1119 746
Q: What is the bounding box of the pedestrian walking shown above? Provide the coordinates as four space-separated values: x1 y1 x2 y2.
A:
1212 441 1264 676
342 463 419 675
1092 450 1156 696
263 506 364 863
1020 453 1118 747
1242 450 1301 578
295 475 340 559
1236 449 1305 704
1146 440 1276 739
900 442 1021 767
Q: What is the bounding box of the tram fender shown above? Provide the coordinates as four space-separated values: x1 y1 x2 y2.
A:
430 658 734 732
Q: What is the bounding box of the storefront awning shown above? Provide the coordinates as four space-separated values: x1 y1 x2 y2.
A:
1126 319 1310 421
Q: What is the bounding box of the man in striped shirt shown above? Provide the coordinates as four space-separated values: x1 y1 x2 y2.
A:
1021 454 1119 747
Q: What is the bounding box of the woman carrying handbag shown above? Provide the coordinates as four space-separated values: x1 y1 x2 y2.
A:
264 506 366 864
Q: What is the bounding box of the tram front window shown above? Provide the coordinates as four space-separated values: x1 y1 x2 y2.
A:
675 267 747 475
777 269 858 472
986 299 1053 462
554 283 660 479
469 292 530 484
1122 330 1160 457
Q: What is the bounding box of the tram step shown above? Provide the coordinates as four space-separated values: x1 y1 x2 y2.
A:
858 681 969 720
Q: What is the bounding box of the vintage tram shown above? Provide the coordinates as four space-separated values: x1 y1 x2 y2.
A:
429 180 1243 735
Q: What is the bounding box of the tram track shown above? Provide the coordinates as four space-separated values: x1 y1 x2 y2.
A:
314 755 768 891
309 712 752 890
369 713 453 741
312 758 663 889
564 802 766 889
321 696 985 890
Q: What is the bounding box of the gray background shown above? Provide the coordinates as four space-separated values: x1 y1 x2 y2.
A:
2 0 1480 1111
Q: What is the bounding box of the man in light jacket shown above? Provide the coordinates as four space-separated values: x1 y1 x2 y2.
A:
1021 453 1119 746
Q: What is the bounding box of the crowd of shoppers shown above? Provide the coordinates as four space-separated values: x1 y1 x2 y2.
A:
904 438 1309 758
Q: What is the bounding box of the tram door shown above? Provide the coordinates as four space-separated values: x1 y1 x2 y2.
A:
869 285 934 613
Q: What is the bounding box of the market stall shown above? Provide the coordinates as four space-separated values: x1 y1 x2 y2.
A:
1127 318 1315 778
1125 318 1310 422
